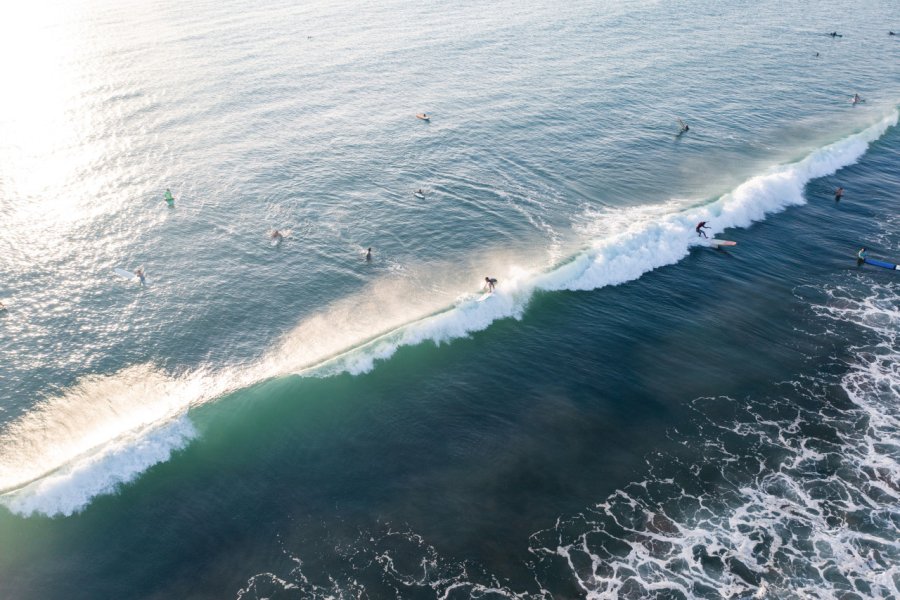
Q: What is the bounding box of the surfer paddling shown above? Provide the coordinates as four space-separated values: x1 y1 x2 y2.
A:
851 93 864 105
695 221 710 238
484 276 498 292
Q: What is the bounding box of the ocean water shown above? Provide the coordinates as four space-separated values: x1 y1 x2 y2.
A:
1 0 899 597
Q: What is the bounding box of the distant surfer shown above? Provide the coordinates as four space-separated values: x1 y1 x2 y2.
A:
677 118 689 134
834 186 844 202
415 188 425 196
365 247 372 261
416 113 430 121
851 93 864 105
271 229 284 242
857 247 867 264
134 267 146 286
815 52 819 57
829 31 841 37
164 188 175 207
695 221 710 238
891 31 896 36
484 276 497 292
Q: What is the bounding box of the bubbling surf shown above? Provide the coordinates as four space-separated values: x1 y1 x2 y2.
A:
1 110 897 517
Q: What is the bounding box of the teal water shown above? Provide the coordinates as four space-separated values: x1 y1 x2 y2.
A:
1 0 899 598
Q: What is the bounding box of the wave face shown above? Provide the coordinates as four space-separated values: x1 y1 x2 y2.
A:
232 262 900 600
1 112 896 517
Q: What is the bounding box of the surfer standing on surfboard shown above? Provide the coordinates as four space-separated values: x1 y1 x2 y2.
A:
134 268 146 286
695 221 710 238
484 276 497 292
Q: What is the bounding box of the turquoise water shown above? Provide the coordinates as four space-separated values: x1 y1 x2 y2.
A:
1 0 899 597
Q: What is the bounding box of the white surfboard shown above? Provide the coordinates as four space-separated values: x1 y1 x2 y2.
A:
476 292 493 302
414 192 425 199
114 268 139 282
709 239 737 247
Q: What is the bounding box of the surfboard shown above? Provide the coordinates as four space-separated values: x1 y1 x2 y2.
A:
476 292 493 302
114 268 139 282
413 192 425 199
709 239 737 247
864 258 899 270
416 113 430 121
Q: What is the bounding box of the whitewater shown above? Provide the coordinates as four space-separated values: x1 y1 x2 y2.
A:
1 109 896 518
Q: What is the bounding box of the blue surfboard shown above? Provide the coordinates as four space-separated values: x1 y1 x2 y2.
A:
864 258 899 270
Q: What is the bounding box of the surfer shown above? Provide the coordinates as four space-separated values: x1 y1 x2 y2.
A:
677 118 689 134
164 188 175 206
484 276 498 292
415 189 424 196
695 221 710 238
417 113 430 121
829 31 841 37
857 247 867 262
134 267 146 286
834 187 844 202
365 247 372 261
851 93 863 105
271 229 284 242
891 31 896 36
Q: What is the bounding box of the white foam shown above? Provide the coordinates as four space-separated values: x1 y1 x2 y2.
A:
2 111 896 518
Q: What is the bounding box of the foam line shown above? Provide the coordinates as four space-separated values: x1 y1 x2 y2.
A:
1 110 896 517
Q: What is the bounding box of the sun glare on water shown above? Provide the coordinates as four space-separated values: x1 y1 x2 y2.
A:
0 1 100 227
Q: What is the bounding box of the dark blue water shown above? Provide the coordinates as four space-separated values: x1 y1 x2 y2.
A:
2 0 899 598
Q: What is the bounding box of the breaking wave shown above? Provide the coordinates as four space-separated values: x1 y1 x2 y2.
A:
1 111 896 517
